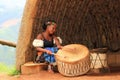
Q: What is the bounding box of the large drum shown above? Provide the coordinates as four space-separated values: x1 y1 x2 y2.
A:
55 44 90 76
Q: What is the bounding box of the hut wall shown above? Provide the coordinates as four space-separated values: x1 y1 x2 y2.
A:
107 52 120 67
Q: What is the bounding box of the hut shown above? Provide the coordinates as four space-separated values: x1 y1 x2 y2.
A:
16 0 120 71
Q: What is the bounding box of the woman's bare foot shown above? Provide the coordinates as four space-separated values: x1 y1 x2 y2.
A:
48 65 54 73
48 69 54 73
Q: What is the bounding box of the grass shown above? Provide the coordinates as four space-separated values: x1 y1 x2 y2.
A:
0 63 20 76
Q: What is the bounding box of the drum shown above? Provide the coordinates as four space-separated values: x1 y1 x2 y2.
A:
55 44 90 76
90 48 108 69
90 53 108 68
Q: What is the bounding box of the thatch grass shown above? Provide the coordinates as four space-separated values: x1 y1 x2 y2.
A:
0 63 20 76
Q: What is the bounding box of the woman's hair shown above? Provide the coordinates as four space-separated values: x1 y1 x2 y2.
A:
42 20 56 30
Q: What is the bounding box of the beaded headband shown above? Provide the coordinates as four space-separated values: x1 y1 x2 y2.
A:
46 21 56 26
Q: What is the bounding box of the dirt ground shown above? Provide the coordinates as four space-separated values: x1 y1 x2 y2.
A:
0 71 120 80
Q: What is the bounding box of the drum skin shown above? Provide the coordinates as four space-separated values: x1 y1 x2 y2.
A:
55 44 90 76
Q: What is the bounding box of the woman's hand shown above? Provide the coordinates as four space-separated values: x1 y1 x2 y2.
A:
57 45 63 49
45 50 52 55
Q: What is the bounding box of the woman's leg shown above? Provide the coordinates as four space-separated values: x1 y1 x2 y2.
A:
44 47 58 72
44 47 58 63
48 64 54 73
36 51 45 63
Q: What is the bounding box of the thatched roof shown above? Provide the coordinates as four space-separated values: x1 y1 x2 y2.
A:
16 0 120 70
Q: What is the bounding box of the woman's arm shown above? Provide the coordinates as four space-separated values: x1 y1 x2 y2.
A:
54 37 63 49
33 34 52 54
36 47 52 54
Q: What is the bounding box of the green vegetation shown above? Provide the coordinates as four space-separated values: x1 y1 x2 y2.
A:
0 63 20 76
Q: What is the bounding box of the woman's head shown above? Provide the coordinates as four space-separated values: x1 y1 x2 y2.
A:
42 20 57 34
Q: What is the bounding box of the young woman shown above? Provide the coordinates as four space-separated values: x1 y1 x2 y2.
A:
33 20 62 73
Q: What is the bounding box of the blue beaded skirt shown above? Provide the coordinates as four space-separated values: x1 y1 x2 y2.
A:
43 47 58 63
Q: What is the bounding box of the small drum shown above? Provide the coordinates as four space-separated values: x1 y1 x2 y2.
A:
55 44 90 76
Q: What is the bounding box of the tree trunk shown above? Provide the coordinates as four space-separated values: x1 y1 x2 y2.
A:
16 0 120 70
16 0 38 70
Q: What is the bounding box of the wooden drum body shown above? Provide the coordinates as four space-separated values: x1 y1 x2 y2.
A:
55 44 90 76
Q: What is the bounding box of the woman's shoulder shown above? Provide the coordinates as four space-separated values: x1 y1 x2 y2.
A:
36 33 44 39
52 35 57 38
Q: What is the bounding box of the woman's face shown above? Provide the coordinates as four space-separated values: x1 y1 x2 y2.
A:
47 24 57 34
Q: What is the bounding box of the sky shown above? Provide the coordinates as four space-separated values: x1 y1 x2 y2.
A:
0 0 26 28
0 0 26 65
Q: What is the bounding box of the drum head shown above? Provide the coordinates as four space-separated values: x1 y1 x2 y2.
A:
56 44 89 63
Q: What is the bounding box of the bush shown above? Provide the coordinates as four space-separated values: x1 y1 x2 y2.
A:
0 63 20 76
